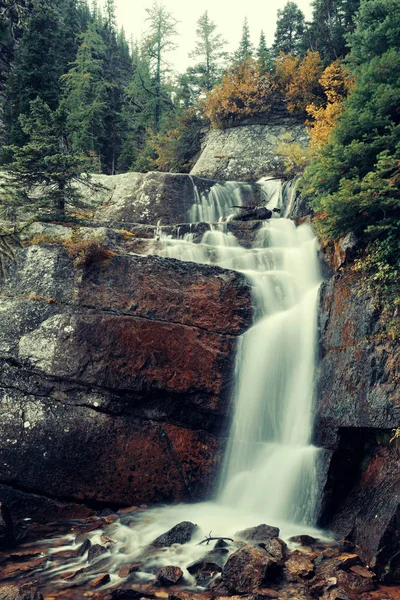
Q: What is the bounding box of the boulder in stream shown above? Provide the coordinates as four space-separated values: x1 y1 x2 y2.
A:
222 545 280 593
151 521 198 547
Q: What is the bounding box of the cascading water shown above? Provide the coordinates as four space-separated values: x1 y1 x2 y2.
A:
38 178 325 588
158 178 323 528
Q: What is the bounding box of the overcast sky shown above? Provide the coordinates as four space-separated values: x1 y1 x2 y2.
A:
100 0 313 72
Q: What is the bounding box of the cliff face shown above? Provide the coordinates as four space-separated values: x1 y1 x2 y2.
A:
190 117 309 181
0 228 252 519
316 266 400 582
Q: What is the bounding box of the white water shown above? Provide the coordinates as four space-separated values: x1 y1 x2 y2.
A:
40 179 325 588
158 179 323 529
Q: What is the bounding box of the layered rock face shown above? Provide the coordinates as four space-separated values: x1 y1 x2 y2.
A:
316 268 400 581
190 116 309 181
0 234 252 517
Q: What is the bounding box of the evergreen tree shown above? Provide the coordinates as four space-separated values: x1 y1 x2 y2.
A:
188 11 227 92
143 1 179 132
4 0 67 145
257 30 272 72
3 97 89 217
234 17 254 63
308 0 361 63
303 0 400 307
273 1 306 55
61 20 108 171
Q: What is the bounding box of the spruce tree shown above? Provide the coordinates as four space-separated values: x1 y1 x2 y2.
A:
257 30 272 72
143 1 179 132
308 0 361 63
61 20 108 171
4 0 76 145
188 11 227 92
273 1 306 55
3 97 89 218
234 17 254 63
303 0 400 307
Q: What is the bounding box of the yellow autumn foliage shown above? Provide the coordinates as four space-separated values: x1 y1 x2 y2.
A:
306 60 354 147
203 58 280 128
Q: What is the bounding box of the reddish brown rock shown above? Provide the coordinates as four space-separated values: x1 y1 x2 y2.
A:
336 569 376 593
118 563 141 578
0 585 43 600
0 397 223 505
90 573 111 588
222 545 280 594
79 254 252 336
155 566 183 586
283 550 315 582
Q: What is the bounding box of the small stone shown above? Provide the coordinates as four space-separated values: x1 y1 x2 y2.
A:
349 565 375 580
88 544 108 562
61 568 85 580
76 538 92 557
155 565 183 586
118 563 141 578
90 573 111 588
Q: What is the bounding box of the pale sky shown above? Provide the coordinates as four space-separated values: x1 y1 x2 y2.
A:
100 0 313 72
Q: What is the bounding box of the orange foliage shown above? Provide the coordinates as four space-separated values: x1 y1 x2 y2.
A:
276 51 324 113
306 60 354 146
203 58 280 128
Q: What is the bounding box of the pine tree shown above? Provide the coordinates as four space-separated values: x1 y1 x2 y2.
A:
273 1 306 55
3 97 89 218
257 30 272 72
188 11 227 92
234 17 254 63
143 1 179 132
61 20 108 171
4 0 67 145
308 0 361 63
303 0 400 307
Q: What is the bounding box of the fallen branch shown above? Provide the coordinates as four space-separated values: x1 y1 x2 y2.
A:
198 532 234 546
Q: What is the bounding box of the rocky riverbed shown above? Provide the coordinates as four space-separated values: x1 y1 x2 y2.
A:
1 508 399 600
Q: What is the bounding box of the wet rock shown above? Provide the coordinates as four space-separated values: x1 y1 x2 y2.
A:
79 250 252 336
76 538 92 556
152 522 198 547
0 556 47 580
90 573 111 588
283 550 315 582
118 563 141 578
169 592 209 600
259 537 288 561
92 172 219 225
0 585 43 600
232 207 272 222
88 544 108 562
336 569 376 593
288 535 317 546
222 545 280 594
187 549 227 575
0 504 14 549
335 553 362 570
155 566 183 586
317 270 400 577
235 524 280 543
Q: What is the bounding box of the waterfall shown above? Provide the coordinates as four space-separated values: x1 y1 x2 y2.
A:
159 179 323 527
40 179 325 587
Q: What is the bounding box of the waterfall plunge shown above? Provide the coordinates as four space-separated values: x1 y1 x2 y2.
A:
158 181 323 530
38 179 326 588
